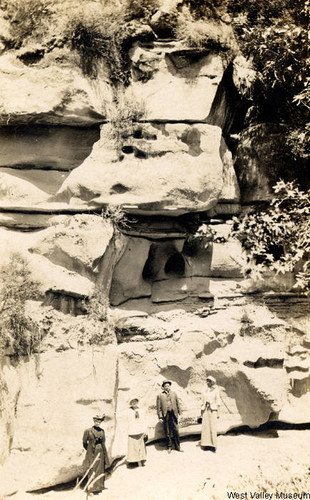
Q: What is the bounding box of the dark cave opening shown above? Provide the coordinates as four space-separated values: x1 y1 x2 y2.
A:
164 252 185 276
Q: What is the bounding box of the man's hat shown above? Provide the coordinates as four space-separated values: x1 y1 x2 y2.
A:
162 380 172 387
93 414 105 421
129 397 139 405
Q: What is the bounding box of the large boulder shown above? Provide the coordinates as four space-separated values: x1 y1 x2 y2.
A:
56 122 240 215
127 40 227 121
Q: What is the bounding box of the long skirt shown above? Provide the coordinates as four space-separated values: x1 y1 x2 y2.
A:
127 433 146 463
201 408 217 448
84 444 105 492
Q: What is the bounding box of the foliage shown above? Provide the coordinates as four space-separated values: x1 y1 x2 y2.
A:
124 0 160 21
181 0 221 20
174 9 233 51
81 291 115 345
193 223 216 245
0 0 54 48
239 19 309 118
65 3 127 82
286 122 310 162
227 0 296 24
100 205 132 230
184 224 216 256
0 253 41 355
65 1 155 84
83 291 109 322
107 89 145 153
227 0 309 163
231 181 310 293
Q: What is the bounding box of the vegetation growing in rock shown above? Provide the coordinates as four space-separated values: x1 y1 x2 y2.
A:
64 0 157 83
66 3 130 83
100 205 132 230
81 291 115 345
227 0 310 165
231 181 310 293
173 9 235 52
106 89 146 153
0 0 53 48
0 253 41 356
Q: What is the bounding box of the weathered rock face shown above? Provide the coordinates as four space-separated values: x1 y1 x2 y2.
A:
0 361 20 466
0 125 100 210
207 58 254 136
1 345 118 494
0 126 99 172
30 215 114 281
2 296 310 494
56 122 240 215
234 123 298 203
0 12 309 496
109 225 243 306
127 41 227 121
0 53 108 126
0 171 49 205
0 216 126 314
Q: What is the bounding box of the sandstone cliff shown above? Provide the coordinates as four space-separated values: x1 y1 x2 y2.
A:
0 0 309 496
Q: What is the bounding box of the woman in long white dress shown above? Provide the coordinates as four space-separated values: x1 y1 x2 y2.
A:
126 398 147 467
200 375 220 451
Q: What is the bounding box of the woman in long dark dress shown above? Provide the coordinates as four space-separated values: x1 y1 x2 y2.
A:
82 415 110 495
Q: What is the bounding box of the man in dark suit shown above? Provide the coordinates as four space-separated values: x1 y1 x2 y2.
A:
157 380 183 453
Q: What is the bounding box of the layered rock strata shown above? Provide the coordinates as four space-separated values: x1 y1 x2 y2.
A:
0 19 309 498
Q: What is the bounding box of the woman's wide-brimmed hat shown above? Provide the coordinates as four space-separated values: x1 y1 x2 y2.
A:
93 414 105 421
162 380 172 387
206 375 216 384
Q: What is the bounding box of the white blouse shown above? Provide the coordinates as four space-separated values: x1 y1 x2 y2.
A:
201 386 220 412
127 407 147 435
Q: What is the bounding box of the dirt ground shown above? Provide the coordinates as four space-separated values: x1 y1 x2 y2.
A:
10 430 310 500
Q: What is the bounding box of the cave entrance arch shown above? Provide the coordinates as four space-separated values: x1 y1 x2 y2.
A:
142 244 157 280
164 252 185 276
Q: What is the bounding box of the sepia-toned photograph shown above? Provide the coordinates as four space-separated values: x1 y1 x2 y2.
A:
0 0 309 498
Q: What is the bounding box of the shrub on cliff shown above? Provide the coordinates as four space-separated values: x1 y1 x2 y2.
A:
228 0 309 163
0 253 41 356
80 291 115 345
65 3 127 81
231 181 310 293
65 2 156 84
174 9 234 51
125 0 160 20
106 89 146 153
0 0 53 48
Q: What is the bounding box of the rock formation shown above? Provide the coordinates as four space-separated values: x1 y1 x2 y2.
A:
0 1 309 496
